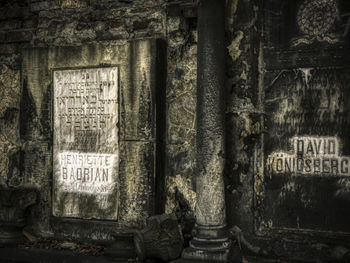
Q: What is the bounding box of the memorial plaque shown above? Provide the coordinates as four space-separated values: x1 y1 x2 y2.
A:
253 0 350 237
256 67 350 235
53 67 119 219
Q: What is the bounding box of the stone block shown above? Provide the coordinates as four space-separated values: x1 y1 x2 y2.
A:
7 30 33 43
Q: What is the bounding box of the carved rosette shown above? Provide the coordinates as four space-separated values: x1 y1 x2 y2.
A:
293 0 340 46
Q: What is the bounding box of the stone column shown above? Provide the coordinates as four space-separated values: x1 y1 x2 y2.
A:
182 0 232 261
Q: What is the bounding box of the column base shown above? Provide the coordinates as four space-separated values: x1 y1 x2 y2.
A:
173 245 241 263
176 224 239 262
182 246 233 262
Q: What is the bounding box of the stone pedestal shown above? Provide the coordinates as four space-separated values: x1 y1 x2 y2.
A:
181 0 233 261
182 225 233 261
0 187 37 244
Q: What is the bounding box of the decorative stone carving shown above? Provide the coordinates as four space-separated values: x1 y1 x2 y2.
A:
293 0 340 46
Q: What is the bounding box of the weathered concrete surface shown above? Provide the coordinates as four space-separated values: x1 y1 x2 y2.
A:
165 43 197 218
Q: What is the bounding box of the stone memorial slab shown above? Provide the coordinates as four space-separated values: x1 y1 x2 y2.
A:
53 67 119 219
22 40 165 237
254 0 350 237
256 67 350 235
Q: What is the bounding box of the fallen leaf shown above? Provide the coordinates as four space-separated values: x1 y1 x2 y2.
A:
23 230 38 242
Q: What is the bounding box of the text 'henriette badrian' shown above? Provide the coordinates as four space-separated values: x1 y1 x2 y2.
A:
57 152 117 194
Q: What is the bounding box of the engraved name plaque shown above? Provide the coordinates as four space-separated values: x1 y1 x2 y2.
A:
53 67 119 219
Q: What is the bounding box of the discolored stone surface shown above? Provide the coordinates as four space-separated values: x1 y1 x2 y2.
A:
165 6 197 220
0 64 21 187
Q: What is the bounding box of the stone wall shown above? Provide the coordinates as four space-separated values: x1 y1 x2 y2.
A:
0 0 199 240
1 0 350 261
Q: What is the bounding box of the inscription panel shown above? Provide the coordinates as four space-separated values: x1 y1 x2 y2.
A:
256 67 350 235
267 136 350 176
53 67 119 219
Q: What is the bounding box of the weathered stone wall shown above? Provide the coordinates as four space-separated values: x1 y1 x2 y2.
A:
224 1 350 262
0 0 199 240
164 3 197 225
2 1 349 261
0 0 265 245
0 63 21 186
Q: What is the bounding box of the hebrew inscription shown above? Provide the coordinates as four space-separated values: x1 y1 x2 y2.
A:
54 68 118 137
53 67 119 218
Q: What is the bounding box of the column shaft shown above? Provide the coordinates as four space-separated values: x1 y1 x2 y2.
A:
182 0 233 261
195 0 226 228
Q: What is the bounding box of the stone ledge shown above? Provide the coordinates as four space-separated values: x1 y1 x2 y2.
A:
0 247 116 263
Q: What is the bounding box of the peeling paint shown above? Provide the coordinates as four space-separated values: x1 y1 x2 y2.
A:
226 0 239 32
227 31 244 61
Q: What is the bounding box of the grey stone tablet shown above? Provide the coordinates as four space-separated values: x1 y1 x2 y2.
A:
53 67 119 219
